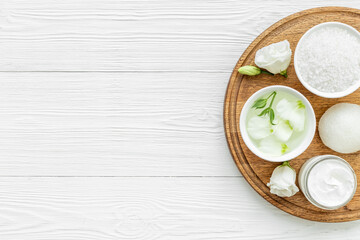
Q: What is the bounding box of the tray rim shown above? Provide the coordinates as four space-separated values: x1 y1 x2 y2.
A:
223 6 360 222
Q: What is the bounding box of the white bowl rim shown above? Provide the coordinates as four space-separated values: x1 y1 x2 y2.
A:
294 21 360 98
239 85 316 162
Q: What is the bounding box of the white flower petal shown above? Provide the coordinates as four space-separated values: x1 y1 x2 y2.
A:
255 40 292 74
273 120 293 142
287 107 306 132
276 98 296 119
267 164 299 197
269 185 293 197
247 116 272 140
273 165 296 183
258 136 288 156
276 99 306 132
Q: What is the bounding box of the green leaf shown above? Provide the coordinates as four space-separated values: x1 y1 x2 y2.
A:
258 108 270 117
254 91 277 125
269 108 275 125
252 98 267 109
280 70 288 78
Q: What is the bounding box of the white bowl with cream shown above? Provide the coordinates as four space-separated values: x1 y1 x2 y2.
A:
294 22 360 98
239 85 316 162
298 155 357 210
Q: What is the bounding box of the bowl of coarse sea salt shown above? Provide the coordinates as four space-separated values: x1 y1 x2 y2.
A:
294 22 360 98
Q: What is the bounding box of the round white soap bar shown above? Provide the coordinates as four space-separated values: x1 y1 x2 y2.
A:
319 103 360 153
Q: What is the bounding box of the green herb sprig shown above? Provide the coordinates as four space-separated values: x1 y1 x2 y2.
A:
252 91 277 125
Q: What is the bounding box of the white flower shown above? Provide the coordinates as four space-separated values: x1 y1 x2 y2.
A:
272 119 293 142
255 40 292 76
276 99 305 132
259 136 288 157
247 115 272 140
267 161 299 197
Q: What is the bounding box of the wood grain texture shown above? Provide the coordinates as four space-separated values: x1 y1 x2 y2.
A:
0 177 360 240
0 0 357 72
224 7 360 222
0 72 238 176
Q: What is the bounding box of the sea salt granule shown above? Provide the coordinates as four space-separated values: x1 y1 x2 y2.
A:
297 26 360 93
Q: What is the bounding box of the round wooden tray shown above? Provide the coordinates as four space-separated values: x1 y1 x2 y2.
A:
224 7 360 222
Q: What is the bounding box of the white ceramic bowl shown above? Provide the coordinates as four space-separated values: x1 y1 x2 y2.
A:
294 22 360 98
239 85 316 162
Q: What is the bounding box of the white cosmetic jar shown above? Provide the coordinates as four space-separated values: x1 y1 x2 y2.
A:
298 155 357 210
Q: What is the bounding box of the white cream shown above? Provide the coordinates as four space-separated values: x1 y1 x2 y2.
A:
307 159 355 208
298 155 357 210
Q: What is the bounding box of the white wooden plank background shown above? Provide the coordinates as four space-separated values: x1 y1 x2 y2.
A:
0 0 360 239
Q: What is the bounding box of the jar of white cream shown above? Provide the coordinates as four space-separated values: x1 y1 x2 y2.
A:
298 155 357 210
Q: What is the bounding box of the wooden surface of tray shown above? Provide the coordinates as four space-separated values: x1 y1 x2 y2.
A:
224 6 360 222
